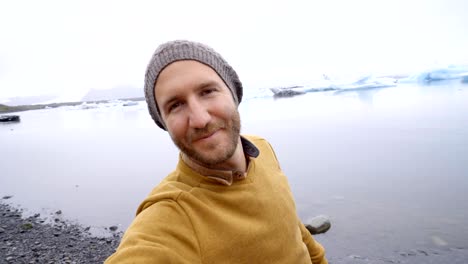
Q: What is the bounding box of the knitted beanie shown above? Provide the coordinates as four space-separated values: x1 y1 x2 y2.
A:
144 40 243 130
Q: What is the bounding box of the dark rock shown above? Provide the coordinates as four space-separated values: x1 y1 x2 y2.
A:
109 226 118 232
305 215 331 235
0 115 20 123
55 210 62 215
417 250 429 256
2 195 13 200
271 88 306 98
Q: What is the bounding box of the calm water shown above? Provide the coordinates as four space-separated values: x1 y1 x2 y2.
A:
1 82 468 262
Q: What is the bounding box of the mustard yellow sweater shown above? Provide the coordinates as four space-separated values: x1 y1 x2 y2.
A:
106 135 327 264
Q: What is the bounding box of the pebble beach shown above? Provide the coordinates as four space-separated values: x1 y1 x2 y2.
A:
0 200 120 264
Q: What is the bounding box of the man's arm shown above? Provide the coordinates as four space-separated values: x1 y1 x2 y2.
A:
299 221 328 264
105 200 201 264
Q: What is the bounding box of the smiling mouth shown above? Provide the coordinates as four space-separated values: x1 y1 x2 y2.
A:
192 129 220 143
199 130 218 140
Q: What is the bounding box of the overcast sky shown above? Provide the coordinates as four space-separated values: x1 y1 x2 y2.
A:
1 0 467 99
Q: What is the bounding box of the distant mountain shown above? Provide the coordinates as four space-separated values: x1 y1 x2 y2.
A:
1 95 58 106
81 86 144 102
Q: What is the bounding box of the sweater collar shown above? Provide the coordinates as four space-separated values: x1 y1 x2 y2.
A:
180 136 259 186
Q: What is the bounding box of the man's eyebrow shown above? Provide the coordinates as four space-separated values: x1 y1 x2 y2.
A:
159 80 220 109
196 80 218 90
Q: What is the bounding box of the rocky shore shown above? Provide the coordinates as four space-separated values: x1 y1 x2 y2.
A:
3 198 468 264
0 201 121 263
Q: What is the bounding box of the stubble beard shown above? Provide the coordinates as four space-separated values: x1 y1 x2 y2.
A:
173 110 241 167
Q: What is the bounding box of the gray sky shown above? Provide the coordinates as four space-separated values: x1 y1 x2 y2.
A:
1 0 467 100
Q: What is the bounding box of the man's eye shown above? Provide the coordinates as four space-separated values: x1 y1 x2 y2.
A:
201 88 216 96
168 102 181 112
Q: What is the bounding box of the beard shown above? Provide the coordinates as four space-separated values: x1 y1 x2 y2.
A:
172 109 241 167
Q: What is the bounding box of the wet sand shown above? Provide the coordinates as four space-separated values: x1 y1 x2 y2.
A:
1 82 468 262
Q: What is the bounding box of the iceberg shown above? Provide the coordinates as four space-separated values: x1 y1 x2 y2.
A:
400 65 468 83
270 75 397 97
332 76 397 92
462 75 468 84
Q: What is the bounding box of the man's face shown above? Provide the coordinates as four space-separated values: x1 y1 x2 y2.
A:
155 60 241 167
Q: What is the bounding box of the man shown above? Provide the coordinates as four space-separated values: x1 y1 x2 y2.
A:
106 40 327 264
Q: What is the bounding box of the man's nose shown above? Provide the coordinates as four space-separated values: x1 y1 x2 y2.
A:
188 102 211 128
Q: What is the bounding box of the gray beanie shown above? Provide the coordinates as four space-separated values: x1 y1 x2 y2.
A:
144 40 243 130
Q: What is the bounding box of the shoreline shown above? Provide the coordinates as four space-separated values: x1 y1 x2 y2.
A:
0 97 145 114
0 200 121 263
